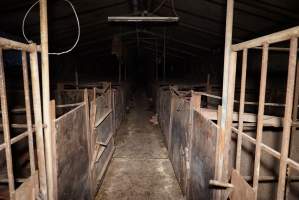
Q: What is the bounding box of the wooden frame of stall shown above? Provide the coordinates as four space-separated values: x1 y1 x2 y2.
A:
0 38 47 199
218 1 299 198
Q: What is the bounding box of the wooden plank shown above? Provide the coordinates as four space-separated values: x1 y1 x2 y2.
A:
0 48 15 199
232 26 299 51
201 108 282 127
230 170 255 200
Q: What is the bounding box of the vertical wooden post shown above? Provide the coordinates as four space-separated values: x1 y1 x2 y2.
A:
218 0 234 188
220 0 234 129
277 37 298 200
29 44 48 199
252 43 269 198
39 0 54 198
286 61 299 198
49 100 57 200
22 51 36 176
0 48 15 199
236 49 248 171
221 51 237 183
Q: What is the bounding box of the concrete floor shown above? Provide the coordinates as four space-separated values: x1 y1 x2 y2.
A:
96 91 184 200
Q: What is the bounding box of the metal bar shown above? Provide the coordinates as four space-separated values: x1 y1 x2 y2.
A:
252 43 269 198
108 16 179 22
277 37 298 200
155 40 158 81
40 0 54 197
232 26 299 51
163 28 166 81
0 48 15 199
236 49 248 171
29 44 48 199
22 51 36 177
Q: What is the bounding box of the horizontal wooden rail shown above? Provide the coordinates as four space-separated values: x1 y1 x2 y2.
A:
231 127 281 159
0 37 33 51
0 130 29 151
232 26 299 51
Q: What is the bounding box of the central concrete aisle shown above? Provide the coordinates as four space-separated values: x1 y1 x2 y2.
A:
96 91 184 200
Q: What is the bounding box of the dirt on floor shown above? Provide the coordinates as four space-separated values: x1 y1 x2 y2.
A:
96 90 184 200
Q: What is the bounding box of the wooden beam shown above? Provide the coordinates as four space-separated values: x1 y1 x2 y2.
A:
252 43 269 197
0 48 15 199
29 44 48 199
236 48 247 171
40 0 54 198
277 37 298 199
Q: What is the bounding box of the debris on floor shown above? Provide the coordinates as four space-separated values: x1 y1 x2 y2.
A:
149 114 158 125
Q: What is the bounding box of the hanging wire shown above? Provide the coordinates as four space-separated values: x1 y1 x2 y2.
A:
171 0 178 17
22 0 80 55
152 0 167 14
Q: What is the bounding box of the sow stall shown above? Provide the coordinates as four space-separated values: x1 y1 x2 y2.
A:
156 83 299 199
54 81 128 197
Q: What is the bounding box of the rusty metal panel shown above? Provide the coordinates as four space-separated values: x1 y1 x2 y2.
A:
168 94 190 194
92 137 115 192
187 110 218 200
157 87 171 144
112 87 126 130
54 104 91 200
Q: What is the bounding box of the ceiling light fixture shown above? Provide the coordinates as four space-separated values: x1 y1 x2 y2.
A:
107 16 179 23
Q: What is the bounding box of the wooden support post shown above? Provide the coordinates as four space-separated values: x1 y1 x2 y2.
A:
39 0 54 199
222 51 237 182
219 0 234 187
277 37 298 200
236 49 248 171
220 0 234 130
49 100 57 200
29 44 48 199
253 43 269 198
286 61 299 198
22 51 36 177
0 48 15 199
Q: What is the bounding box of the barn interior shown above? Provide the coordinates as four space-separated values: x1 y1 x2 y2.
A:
0 0 299 200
